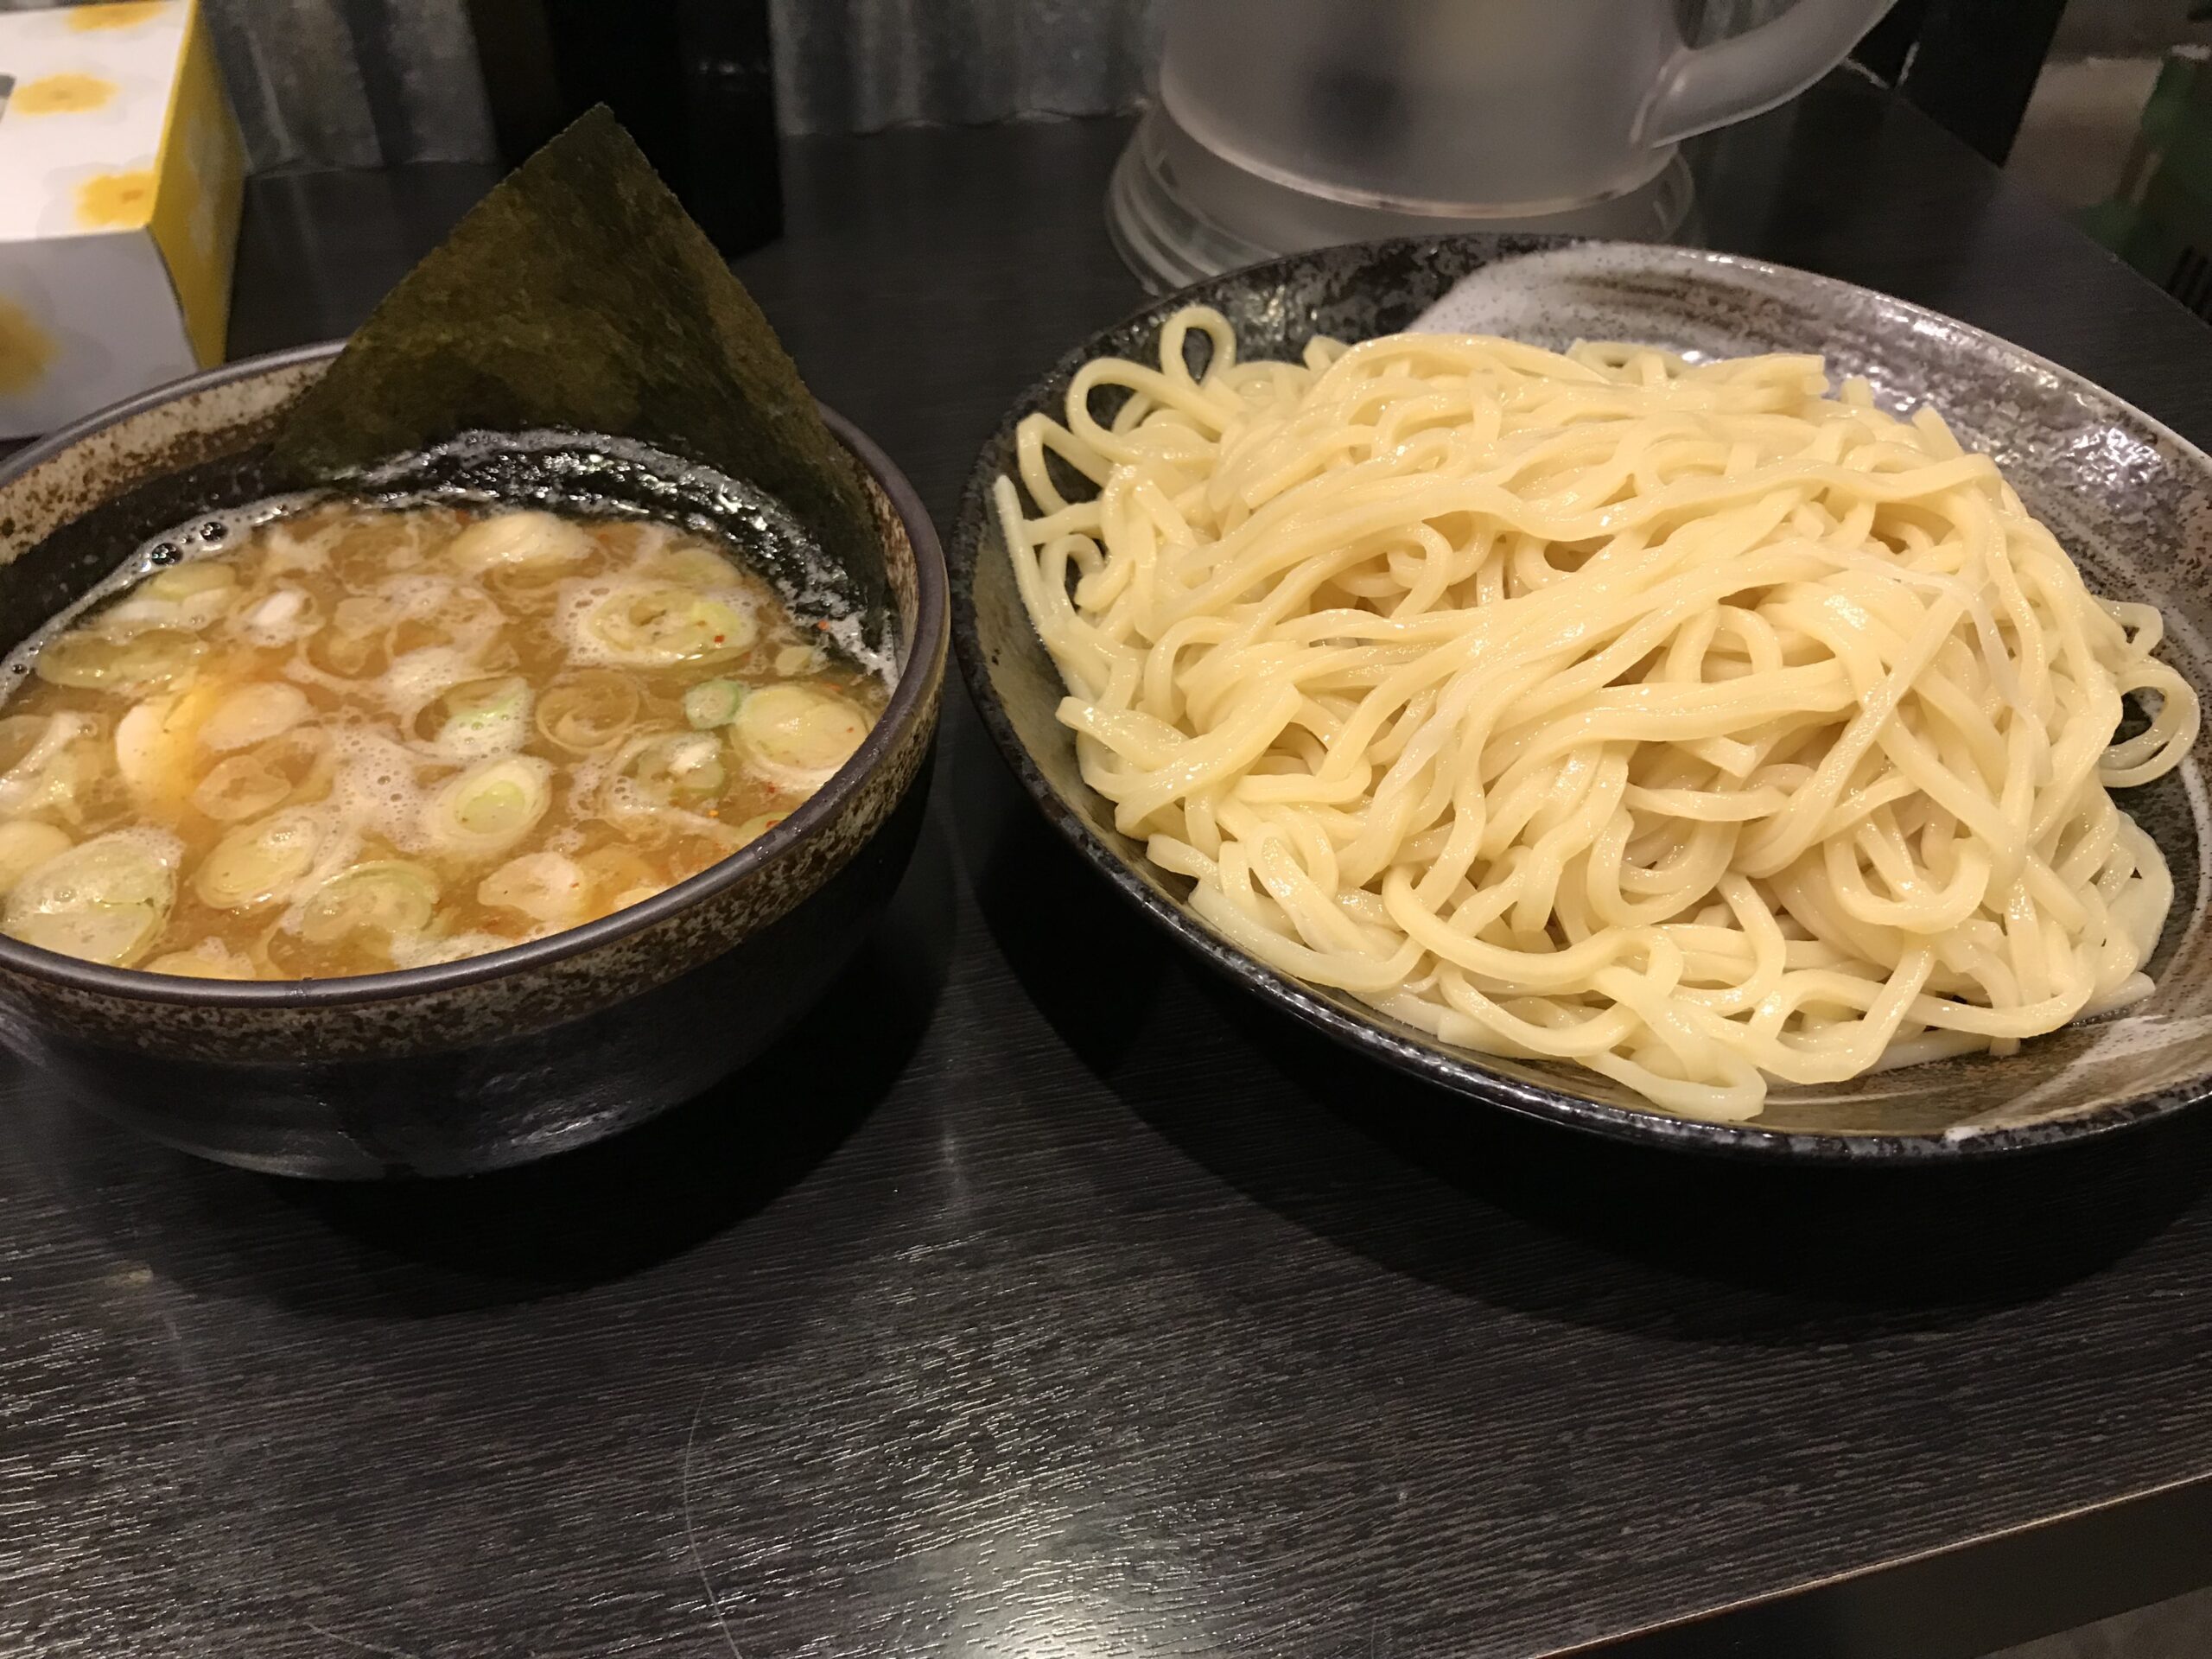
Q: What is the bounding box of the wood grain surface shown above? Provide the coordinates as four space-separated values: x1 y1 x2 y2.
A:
8 72 2212 1659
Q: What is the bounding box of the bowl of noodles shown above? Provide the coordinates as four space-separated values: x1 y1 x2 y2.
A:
950 236 2212 1157
0 341 947 1176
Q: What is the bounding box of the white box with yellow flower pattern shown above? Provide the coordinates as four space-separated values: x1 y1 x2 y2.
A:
0 0 243 438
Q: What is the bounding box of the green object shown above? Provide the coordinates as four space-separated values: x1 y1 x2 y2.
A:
267 105 887 633
683 678 746 728
2080 48 2212 316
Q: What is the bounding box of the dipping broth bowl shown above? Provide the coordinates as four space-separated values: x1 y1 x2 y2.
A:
0 343 946 1177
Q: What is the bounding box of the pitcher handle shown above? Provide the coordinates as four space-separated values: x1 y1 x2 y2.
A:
1637 0 1898 148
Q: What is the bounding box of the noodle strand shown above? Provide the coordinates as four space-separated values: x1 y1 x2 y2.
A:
1001 309 2200 1122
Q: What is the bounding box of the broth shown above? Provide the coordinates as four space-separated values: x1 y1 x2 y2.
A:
0 501 887 978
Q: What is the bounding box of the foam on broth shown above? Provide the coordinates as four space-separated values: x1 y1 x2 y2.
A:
0 498 888 978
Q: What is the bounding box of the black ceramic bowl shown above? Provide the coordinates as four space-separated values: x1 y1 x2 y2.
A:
951 236 2212 1160
0 343 946 1177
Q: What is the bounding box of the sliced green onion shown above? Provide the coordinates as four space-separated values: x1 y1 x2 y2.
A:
36 627 204 692
445 510 594 573
478 851 589 928
0 821 71 895
683 678 746 729
192 753 290 823
238 588 319 645
143 562 238 604
728 683 871 792
629 733 727 803
585 583 755 667
145 942 258 980
104 561 238 633
421 755 553 858
645 543 745 589
195 809 327 910
0 712 103 822
425 675 531 759
299 860 440 946
536 671 640 753
199 681 311 753
4 831 177 966
118 691 217 809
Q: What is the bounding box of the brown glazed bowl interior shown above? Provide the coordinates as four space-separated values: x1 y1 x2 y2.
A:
0 342 948 1177
951 235 2212 1162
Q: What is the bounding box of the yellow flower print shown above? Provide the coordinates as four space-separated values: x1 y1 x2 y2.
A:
13 73 118 116
74 168 157 229
67 2 168 30
0 298 56 396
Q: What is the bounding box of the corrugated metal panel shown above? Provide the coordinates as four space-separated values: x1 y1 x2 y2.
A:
769 0 1158 135
0 0 497 169
0 0 1808 168
768 0 1784 137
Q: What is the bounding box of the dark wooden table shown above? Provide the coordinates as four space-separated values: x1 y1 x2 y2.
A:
10 73 2212 1659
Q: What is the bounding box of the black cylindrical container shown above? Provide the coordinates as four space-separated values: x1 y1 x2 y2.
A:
467 0 783 254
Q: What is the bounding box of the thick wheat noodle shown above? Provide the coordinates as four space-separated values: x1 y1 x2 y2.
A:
996 305 2202 1121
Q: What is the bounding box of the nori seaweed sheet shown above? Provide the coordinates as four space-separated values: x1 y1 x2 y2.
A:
266 106 887 640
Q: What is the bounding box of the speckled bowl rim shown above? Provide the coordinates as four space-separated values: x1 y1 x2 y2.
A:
950 233 2212 1163
0 340 948 1008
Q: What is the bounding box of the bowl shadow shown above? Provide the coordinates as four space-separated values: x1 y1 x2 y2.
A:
969 777 2212 1343
28 809 958 1316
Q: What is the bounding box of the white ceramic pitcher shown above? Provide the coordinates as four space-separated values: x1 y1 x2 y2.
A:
1156 0 1899 215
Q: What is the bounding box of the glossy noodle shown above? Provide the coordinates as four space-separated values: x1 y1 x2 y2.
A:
998 306 2201 1122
